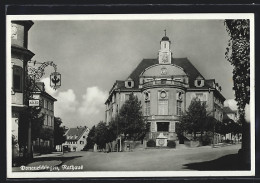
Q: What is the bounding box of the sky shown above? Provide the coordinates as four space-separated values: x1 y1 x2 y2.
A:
27 19 237 128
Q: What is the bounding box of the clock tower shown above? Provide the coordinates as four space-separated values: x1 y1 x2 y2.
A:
158 30 172 64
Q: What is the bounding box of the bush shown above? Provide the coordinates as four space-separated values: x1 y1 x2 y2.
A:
147 139 156 147
167 140 176 148
200 134 211 146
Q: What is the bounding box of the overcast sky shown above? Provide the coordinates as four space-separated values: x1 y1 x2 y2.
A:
27 19 236 128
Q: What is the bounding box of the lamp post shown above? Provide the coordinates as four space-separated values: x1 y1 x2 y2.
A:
25 60 61 160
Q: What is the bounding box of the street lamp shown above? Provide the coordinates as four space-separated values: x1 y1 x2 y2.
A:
25 60 61 160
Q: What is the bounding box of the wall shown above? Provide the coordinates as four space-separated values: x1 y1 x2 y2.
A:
11 22 26 48
142 87 185 116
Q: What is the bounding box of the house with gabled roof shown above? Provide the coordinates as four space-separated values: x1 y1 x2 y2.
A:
63 126 89 151
105 33 226 148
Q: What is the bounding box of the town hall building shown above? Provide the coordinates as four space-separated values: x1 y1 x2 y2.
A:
105 33 225 147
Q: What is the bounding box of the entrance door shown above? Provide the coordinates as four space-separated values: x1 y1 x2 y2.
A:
156 122 169 132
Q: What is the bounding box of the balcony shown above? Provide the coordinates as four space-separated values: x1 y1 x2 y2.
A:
141 80 188 89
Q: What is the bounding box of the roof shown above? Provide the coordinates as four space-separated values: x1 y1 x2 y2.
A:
65 127 88 141
161 36 170 41
33 82 57 101
11 44 35 60
12 20 34 30
106 57 225 102
127 58 204 89
223 106 236 114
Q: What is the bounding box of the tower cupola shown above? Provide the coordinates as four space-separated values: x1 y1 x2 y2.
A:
158 29 172 64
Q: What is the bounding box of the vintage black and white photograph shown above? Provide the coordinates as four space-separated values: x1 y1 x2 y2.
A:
6 14 255 178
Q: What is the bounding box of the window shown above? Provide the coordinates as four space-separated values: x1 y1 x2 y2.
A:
48 116 52 126
12 65 23 92
144 101 150 116
195 93 206 102
158 91 168 115
48 102 52 110
161 79 167 84
125 94 130 101
43 100 47 108
44 115 47 126
157 122 169 132
46 115 49 125
177 100 182 116
158 100 168 115
80 141 84 144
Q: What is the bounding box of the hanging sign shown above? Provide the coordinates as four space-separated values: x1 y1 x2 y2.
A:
29 99 40 106
50 72 61 90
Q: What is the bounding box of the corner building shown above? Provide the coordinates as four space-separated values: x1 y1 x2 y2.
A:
105 34 225 144
11 21 34 158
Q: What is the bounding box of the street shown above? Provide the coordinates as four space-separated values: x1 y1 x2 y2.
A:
59 144 243 171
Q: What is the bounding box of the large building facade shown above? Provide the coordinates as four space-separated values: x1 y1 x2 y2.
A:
105 34 226 146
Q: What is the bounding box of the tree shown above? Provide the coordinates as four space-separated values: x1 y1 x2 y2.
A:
225 19 250 163
94 121 113 150
18 105 44 151
85 125 96 150
117 93 147 141
177 98 212 140
54 117 66 146
225 19 250 116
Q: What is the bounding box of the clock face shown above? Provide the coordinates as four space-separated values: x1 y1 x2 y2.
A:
162 53 168 63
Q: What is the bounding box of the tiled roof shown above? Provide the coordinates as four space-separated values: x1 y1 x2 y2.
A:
34 82 57 101
66 127 88 141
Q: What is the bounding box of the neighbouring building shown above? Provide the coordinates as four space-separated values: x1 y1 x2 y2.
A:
105 33 226 147
223 106 241 142
11 21 34 159
63 126 89 151
32 82 57 153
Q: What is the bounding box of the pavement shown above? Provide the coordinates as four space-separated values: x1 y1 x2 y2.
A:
12 152 63 172
12 143 245 172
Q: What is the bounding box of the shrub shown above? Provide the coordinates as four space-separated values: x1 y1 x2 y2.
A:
200 134 211 146
167 140 176 148
147 139 156 147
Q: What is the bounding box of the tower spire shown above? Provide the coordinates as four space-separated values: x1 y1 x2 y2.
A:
164 29 166 37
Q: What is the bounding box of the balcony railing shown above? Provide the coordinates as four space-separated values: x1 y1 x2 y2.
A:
142 80 188 89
